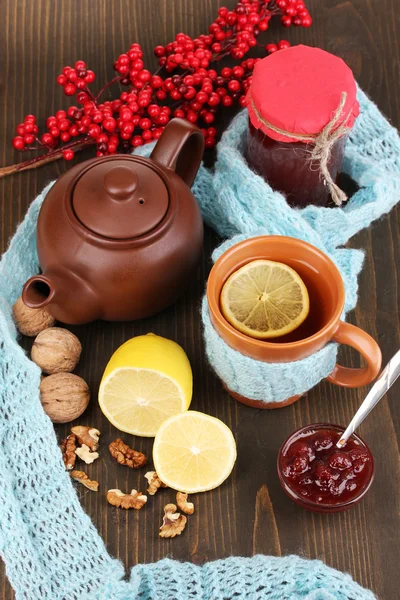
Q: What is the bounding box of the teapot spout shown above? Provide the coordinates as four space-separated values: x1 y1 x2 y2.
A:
22 275 55 309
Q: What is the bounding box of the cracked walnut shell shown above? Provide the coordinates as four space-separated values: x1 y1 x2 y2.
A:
40 373 90 423
71 470 99 492
60 433 77 470
31 327 82 374
109 438 147 469
159 503 187 538
71 426 100 451
106 489 147 509
13 297 56 337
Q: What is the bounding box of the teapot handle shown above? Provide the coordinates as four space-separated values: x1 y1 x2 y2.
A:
150 118 204 188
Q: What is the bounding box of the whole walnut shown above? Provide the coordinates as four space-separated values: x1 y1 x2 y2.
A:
12 297 55 336
31 327 82 374
40 373 90 423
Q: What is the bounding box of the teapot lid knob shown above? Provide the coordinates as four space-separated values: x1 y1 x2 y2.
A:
103 166 138 200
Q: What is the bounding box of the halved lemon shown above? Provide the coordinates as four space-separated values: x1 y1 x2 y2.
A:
220 259 309 339
153 411 237 494
98 334 192 437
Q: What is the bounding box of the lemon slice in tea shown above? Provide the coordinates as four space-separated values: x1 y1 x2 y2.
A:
220 259 309 339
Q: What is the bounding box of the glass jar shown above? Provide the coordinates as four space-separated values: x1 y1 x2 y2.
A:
245 45 359 208
246 122 348 208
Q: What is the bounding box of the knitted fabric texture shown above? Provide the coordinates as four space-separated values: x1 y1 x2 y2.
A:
196 87 400 402
0 88 391 599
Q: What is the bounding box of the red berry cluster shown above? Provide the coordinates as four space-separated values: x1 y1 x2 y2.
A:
56 61 96 96
12 115 39 150
276 0 312 27
9 0 311 175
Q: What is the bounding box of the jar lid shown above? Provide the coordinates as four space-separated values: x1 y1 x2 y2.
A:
72 157 169 240
247 45 359 144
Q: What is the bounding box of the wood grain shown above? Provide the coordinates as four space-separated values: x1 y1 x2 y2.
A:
1 1 399 599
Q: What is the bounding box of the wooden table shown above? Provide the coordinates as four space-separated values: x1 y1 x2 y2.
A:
1 1 399 598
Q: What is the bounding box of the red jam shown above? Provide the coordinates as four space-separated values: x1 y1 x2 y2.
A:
277 424 374 512
245 122 347 208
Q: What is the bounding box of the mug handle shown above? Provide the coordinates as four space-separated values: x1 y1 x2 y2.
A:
327 321 382 388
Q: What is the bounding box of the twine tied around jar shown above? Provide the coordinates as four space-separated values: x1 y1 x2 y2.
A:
250 92 351 206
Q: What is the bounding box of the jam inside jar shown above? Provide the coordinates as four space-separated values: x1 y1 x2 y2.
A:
245 122 348 208
246 45 360 208
277 424 374 512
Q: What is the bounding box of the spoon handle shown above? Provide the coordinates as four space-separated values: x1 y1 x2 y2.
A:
337 349 400 448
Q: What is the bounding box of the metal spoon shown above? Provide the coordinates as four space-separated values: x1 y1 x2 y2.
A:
336 349 400 448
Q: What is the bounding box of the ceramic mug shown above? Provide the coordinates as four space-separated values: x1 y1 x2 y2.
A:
206 236 382 409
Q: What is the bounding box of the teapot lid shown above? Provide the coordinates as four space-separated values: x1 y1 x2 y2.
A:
72 157 169 240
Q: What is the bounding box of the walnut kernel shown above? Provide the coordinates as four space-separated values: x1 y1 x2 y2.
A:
40 373 90 423
60 433 77 470
71 426 100 451
13 296 55 337
176 492 194 515
71 470 99 492
106 489 147 509
109 438 147 469
159 503 187 538
75 444 99 464
145 471 167 495
31 327 82 374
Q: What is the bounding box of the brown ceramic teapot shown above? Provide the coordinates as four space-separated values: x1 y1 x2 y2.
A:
22 118 204 324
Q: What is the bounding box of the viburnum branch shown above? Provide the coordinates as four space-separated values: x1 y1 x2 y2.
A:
4 0 311 179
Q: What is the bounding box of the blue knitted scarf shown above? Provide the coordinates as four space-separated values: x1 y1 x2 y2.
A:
0 86 396 598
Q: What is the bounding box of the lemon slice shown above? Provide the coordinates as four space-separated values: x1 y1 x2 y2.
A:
220 259 309 339
153 411 237 493
99 334 192 437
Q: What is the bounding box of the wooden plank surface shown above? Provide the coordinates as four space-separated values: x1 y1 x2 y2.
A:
1 1 399 598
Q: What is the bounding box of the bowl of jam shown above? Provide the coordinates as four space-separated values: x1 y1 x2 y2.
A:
277 423 374 513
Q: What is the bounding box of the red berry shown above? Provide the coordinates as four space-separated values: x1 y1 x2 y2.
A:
281 15 292 26
207 127 217 138
41 133 53 145
203 112 215 124
103 117 117 132
63 149 75 160
131 135 144 147
23 133 35 144
205 136 216 149
208 93 220 106
64 83 77 95
23 122 35 133
278 40 291 50
88 124 101 138
228 80 241 92
302 16 312 26
85 70 95 83
75 60 86 70
57 74 67 86
266 43 278 54
232 66 244 79
139 118 151 130
50 127 60 138
16 124 25 135
154 45 165 57
328 452 353 471
222 95 233 107
142 130 153 141
12 136 25 150
60 132 71 142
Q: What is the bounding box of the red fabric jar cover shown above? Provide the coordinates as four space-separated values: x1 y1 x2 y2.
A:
247 45 359 144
